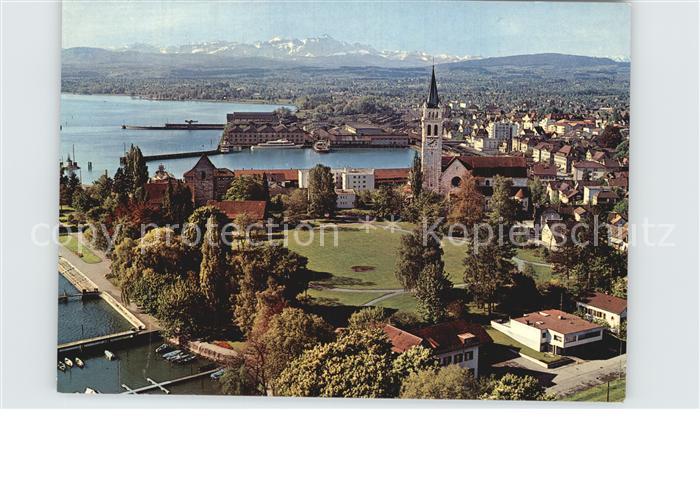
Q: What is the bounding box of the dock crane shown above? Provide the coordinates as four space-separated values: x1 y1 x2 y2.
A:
185 119 198 125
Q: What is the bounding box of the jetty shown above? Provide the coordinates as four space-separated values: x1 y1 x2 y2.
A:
57 329 149 354
58 257 99 296
120 148 221 164
122 122 225 130
121 368 221 395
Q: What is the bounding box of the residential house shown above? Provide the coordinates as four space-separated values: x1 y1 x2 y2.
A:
576 292 627 329
382 320 492 377
573 160 607 181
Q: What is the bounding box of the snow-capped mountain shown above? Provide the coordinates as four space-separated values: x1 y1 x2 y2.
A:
111 35 477 67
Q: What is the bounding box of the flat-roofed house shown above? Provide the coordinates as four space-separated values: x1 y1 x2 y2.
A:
491 309 605 356
576 292 627 329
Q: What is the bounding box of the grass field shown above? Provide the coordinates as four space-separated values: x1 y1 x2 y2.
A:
306 289 383 307
375 292 419 313
515 247 549 264
563 378 626 402
284 224 466 290
485 326 564 364
58 235 102 264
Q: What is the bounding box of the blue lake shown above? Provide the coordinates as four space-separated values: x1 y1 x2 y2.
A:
61 93 414 182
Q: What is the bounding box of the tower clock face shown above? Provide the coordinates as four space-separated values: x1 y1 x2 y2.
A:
426 139 438 148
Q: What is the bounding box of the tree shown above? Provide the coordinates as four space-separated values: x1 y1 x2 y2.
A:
400 365 481 400
395 226 444 291
415 263 452 324
307 164 336 218
285 188 309 223
122 145 149 195
373 186 403 219
482 374 551 401
162 181 193 226
447 170 484 230
405 189 445 225
488 175 518 227
183 206 229 247
225 175 266 201
392 346 435 381
220 358 261 396
275 324 397 398
614 140 629 161
611 277 627 299
613 198 628 215
409 151 423 198
599 124 623 149
234 212 254 243
528 177 548 219
262 307 335 388
347 306 387 330
463 241 516 314
199 216 227 315
156 275 206 341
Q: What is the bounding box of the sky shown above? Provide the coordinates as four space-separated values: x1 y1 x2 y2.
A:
62 1 631 59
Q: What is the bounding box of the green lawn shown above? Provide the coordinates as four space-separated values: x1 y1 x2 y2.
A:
515 247 549 264
375 292 419 313
306 288 382 307
283 224 466 290
485 326 564 364
58 235 102 264
563 378 626 402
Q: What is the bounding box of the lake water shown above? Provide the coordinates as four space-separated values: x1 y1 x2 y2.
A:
57 273 221 395
61 93 414 182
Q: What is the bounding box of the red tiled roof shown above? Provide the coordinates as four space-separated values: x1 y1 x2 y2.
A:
411 319 491 353
578 292 627 315
234 169 299 181
513 310 600 335
382 324 423 353
206 200 267 221
183 154 217 177
144 181 171 207
374 168 410 180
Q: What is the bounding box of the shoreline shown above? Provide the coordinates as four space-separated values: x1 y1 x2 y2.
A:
60 91 296 107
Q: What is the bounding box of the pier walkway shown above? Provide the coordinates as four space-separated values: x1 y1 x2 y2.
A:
58 329 147 354
121 368 221 394
59 257 99 295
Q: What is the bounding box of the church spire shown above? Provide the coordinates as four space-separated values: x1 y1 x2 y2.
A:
426 65 440 108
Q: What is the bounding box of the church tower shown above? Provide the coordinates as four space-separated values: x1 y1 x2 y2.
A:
420 66 443 192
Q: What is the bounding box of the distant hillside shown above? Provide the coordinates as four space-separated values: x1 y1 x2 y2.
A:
446 53 627 70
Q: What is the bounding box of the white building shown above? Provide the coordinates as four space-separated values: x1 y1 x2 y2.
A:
298 168 375 192
576 292 627 329
382 320 491 378
491 309 604 356
487 120 519 142
335 189 356 209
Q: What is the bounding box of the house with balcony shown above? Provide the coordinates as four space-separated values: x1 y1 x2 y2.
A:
490 309 605 356
576 292 627 329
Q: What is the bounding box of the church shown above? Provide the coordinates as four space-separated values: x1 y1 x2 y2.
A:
419 67 528 208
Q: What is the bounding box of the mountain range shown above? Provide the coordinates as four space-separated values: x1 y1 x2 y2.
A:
62 35 629 78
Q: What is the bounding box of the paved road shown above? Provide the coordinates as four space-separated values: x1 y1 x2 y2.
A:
492 352 627 397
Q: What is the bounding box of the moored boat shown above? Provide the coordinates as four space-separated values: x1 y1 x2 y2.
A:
64 357 74 368
104 350 116 360
313 140 331 153
155 343 171 354
84 387 99 394
57 361 66 372
252 139 304 150
210 369 226 380
75 357 85 368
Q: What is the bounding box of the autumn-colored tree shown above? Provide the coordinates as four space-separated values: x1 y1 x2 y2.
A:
447 170 484 230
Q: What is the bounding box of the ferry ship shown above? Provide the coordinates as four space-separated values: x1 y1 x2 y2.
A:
313 140 331 153
252 139 304 150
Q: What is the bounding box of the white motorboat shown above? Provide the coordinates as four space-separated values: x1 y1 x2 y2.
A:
57 361 66 372
64 357 74 368
75 357 85 368
104 350 116 360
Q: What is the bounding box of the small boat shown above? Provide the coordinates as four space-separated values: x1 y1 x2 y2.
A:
313 140 331 153
64 357 74 368
252 139 304 150
175 355 196 364
57 361 66 372
155 343 171 354
210 369 226 380
84 387 100 394
104 350 116 360
163 349 182 359
75 357 85 368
